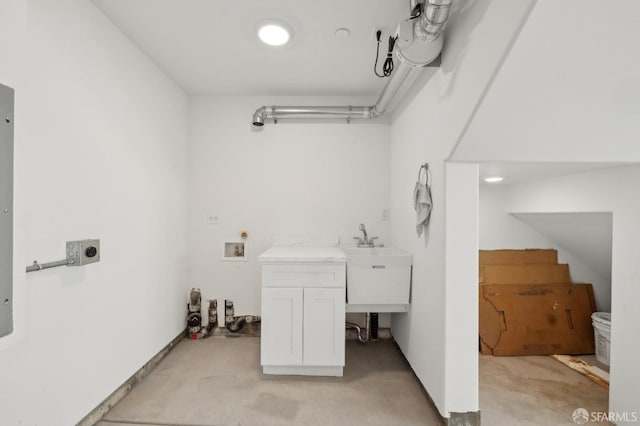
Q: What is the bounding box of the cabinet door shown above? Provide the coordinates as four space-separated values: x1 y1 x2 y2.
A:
261 288 303 366
303 287 345 366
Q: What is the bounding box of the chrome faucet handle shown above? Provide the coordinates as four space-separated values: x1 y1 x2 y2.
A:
358 223 368 241
353 236 364 243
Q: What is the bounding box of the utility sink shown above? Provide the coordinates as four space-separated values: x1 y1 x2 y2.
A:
341 246 412 313
341 246 409 257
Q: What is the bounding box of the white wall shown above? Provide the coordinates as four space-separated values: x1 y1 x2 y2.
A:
388 0 535 417
448 0 640 417
188 96 390 316
0 1 189 425
452 0 640 162
0 0 25 88
480 184 612 311
489 165 640 419
444 163 478 413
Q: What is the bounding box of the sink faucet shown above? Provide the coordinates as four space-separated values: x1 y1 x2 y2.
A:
353 223 378 247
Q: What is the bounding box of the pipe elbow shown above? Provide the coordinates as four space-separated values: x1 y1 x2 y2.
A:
369 107 383 119
252 106 267 127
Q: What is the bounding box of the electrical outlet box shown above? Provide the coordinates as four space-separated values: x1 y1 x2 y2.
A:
397 19 414 45
66 239 100 266
207 212 220 224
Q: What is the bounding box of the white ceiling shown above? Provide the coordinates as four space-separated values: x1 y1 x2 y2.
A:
511 212 612 282
478 162 629 185
92 0 409 96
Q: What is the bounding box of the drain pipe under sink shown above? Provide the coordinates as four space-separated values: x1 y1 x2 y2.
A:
346 312 371 344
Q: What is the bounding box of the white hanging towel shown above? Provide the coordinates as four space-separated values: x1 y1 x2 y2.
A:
414 164 432 237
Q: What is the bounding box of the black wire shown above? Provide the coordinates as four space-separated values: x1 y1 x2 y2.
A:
374 40 385 78
374 35 398 78
383 36 397 76
409 0 422 19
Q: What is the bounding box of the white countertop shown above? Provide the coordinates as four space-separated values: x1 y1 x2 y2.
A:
259 246 346 263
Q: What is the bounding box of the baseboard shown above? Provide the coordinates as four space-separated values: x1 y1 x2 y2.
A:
391 340 481 426
263 365 343 377
76 330 185 426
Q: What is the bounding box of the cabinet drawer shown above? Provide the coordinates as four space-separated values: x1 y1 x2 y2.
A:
262 263 346 288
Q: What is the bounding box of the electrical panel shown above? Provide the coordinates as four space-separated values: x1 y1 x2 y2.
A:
0 83 14 338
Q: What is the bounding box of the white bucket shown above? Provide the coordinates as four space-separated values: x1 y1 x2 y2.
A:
591 312 611 366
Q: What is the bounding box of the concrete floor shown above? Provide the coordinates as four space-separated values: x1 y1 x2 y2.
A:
97 336 611 426
97 337 442 426
480 354 611 426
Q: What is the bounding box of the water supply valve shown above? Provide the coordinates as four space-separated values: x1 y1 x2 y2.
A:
208 299 218 329
225 300 235 325
187 288 203 337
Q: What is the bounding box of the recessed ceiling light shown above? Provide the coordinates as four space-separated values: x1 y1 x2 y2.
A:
484 176 504 183
257 21 292 46
335 28 351 39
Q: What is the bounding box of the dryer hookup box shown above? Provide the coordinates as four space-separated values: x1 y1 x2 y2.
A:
66 239 100 266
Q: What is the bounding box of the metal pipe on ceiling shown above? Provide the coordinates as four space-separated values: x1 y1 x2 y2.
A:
252 106 372 126
251 0 452 127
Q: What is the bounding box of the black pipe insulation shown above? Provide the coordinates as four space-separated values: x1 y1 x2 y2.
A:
371 313 379 341
226 315 262 333
226 317 246 333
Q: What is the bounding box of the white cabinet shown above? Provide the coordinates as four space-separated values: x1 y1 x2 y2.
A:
303 287 345 366
260 288 303 366
259 246 346 377
261 287 345 373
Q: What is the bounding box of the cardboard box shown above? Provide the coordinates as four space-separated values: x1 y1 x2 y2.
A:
479 283 596 356
479 264 570 285
479 249 558 265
